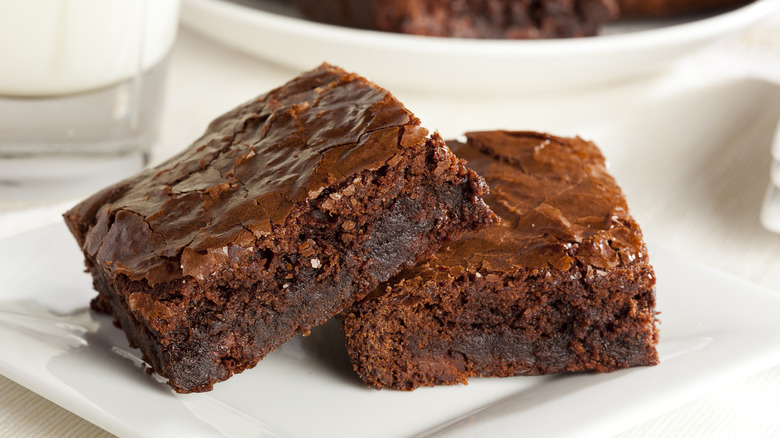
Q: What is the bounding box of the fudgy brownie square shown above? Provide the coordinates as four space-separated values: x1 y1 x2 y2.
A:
293 0 619 39
64 64 496 393
344 131 658 390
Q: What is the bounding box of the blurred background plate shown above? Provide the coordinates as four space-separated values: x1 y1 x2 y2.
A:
180 0 776 93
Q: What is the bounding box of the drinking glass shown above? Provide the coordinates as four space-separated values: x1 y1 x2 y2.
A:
0 0 180 202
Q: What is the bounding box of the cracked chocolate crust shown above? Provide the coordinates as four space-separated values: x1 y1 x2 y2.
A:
344 131 658 390
293 0 619 39
64 64 496 393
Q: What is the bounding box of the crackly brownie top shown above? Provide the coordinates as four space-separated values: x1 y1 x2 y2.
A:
65 63 429 285
407 131 646 278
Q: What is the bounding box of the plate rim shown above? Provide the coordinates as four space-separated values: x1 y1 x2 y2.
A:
181 0 777 56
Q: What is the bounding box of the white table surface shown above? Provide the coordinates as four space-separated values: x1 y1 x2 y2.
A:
2 11 780 437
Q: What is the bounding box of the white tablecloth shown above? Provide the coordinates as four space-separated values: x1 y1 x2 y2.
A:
2 9 780 437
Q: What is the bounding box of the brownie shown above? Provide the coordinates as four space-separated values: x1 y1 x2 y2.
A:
343 131 659 390
293 0 620 39
63 63 496 393
617 0 753 18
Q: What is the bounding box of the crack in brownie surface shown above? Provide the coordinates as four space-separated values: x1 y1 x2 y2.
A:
344 130 659 390
64 64 496 393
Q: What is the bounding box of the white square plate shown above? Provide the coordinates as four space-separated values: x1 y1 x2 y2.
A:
1 223 780 438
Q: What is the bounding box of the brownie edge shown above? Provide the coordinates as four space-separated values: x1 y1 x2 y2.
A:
343 131 659 390
64 64 497 393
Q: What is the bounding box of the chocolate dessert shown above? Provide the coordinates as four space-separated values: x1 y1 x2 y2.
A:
293 0 620 39
63 64 496 393
343 131 659 390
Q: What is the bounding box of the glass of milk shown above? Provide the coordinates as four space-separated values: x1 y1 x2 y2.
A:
0 0 180 202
